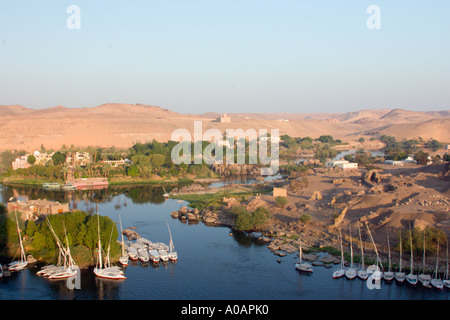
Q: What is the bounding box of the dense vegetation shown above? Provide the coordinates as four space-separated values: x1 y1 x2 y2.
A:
231 205 271 232
396 226 447 256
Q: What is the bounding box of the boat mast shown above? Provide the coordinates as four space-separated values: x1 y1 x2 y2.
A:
364 221 382 271
167 222 174 253
422 230 426 275
119 215 125 257
14 212 26 263
358 222 365 270
434 236 440 279
398 230 402 272
349 222 353 270
446 241 449 281
97 205 103 269
409 226 414 274
387 230 392 272
339 227 344 270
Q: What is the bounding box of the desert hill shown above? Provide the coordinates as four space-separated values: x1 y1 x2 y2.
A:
0 104 448 151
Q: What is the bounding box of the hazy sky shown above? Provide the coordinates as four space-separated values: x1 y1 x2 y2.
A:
0 1 449 114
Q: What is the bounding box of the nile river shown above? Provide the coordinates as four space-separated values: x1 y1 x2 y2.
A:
0 184 448 300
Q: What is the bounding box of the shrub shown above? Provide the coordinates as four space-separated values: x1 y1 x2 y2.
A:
299 214 311 224
275 196 288 208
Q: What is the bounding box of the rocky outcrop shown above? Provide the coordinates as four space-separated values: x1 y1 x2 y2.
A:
123 228 141 240
363 169 382 186
172 206 234 227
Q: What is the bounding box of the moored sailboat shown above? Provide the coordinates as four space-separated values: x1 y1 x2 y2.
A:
357 222 368 280
444 241 450 289
345 222 356 280
167 222 178 261
332 227 345 279
405 226 418 286
394 230 406 283
418 230 431 288
365 222 382 282
93 209 126 280
430 236 444 290
383 230 394 281
118 215 129 266
295 240 313 273
8 212 28 272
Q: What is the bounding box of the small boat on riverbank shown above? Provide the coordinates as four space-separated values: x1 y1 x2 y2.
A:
167 223 178 261
42 182 61 189
61 183 76 190
93 210 126 280
295 244 313 273
149 250 160 263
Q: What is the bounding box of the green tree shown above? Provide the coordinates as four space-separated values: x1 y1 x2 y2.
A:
275 196 288 208
27 155 36 165
414 151 430 165
52 152 66 166
252 207 271 228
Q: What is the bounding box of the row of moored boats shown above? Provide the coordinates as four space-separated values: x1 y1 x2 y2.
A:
295 221 450 290
1 210 178 282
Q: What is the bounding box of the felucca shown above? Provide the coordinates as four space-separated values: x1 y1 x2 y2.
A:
382 230 394 281
345 222 357 280
118 215 129 266
48 224 79 279
295 235 313 273
365 222 382 282
332 227 345 279
405 226 418 286
167 222 178 261
418 230 431 288
443 241 450 289
8 212 28 272
394 230 406 283
430 236 444 290
93 209 126 280
357 222 368 280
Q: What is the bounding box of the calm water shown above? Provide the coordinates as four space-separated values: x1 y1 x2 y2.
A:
0 184 448 300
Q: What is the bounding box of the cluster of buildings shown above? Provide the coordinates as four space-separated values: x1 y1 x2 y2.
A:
11 150 131 171
7 199 69 221
11 151 93 170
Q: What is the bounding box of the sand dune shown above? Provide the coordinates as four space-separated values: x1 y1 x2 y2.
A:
0 104 448 151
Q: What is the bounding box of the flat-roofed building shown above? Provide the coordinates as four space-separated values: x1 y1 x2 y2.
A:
7 199 69 221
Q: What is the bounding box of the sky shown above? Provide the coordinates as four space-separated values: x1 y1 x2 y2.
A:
0 1 449 114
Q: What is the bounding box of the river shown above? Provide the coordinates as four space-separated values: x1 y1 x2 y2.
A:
0 184 448 301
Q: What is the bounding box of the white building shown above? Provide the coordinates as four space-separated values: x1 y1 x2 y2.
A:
325 160 358 170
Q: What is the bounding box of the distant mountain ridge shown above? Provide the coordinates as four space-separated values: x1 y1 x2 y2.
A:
0 104 448 151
